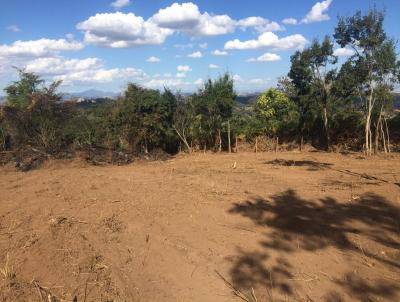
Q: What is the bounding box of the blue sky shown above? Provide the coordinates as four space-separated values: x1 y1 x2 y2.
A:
0 0 399 94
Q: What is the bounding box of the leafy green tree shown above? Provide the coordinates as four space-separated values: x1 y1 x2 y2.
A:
3 75 72 152
256 88 298 138
288 49 316 148
334 8 400 154
5 69 44 109
192 73 236 151
306 36 338 149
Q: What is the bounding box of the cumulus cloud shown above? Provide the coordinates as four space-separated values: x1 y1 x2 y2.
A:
208 64 219 69
77 12 173 48
76 2 298 48
0 38 84 58
233 74 243 83
55 67 146 84
333 47 355 57
177 65 192 72
25 57 102 75
176 72 187 78
237 17 283 32
212 49 228 56
301 0 332 24
144 78 189 89
151 2 235 36
188 51 203 58
111 0 130 9
7 25 21 32
247 52 281 62
22 55 146 85
194 78 204 85
146 56 161 63
225 32 307 51
282 18 298 25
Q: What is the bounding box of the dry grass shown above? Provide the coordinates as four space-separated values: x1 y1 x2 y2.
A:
0 254 15 282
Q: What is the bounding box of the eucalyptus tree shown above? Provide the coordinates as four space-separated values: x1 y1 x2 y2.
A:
306 36 338 149
334 8 400 155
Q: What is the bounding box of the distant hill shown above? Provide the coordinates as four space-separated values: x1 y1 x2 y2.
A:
63 89 119 100
236 93 260 105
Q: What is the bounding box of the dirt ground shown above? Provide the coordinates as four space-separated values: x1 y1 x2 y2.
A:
0 151 399 302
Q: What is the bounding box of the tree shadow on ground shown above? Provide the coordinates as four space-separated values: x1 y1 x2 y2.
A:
265 159 333 171
265 159 396 186
227 190 400 301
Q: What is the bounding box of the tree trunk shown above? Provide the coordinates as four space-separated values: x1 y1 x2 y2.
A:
227 120 231 153
365 82 375 156
255 137 258 153
173 126 191 153
235 135 238 153
300 135 304 152
323 105 330 151
275 136 279 153
218 129 222 152
380 118 387 153
384 117 391 153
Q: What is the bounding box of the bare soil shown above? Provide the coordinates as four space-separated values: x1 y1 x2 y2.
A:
1 151 399 302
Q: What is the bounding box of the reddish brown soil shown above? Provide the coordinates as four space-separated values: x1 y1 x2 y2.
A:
1 151 399 302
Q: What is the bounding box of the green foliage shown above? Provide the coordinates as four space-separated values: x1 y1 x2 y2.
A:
2 75 72 153
256 88 298 136
191 73 236 149
5 69 44 109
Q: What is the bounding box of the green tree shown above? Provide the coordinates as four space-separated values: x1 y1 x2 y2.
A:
306 36 338 150
334 8 400 154
256 88 298 138
5 69 44 109
192 73 236 151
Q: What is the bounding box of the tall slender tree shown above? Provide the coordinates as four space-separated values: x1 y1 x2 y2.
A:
334 8 400 155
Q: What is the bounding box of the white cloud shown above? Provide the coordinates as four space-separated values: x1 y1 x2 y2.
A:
21 55 146 85
333 47 355 57
237 17 283 32
225 31 307 51
199 42 208 49
208 64 219 69
247 52 281 62
176 72 187 78
188 51 203 58
146 56 161 63
55 67 145 84
111 0 130 9
77 12 173 48
233 74 243 82
151 2 236 36
7 25 21 32
212 49 228 56
25 57 102 75
282 18 298 25
247 78 270 86
177 65 192 72
0 38 84 58
301 0 332 24
164 73 172 77
194 78 203 85
144 78 189 89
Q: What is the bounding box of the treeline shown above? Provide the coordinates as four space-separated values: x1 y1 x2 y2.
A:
0 8 399 159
